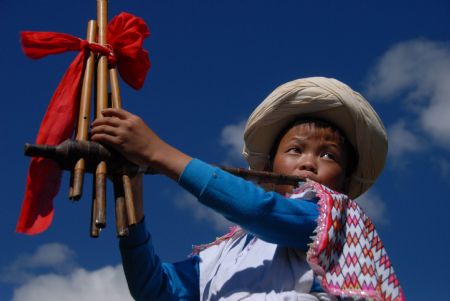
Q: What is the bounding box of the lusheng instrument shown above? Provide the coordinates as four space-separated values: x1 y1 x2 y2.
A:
19 0 149 238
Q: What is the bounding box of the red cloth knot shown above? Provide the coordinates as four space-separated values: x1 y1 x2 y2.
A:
107 53 117 67
17 12 151 235
83 42 117 67
79 39 89 51
103 43 117 68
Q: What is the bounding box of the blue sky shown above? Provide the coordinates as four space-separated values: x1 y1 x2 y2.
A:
1 0 449 300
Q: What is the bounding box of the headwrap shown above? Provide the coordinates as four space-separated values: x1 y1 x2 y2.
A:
17 12 150 235
243 77 388 199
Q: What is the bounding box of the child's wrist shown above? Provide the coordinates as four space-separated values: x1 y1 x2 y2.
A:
147 142 192 181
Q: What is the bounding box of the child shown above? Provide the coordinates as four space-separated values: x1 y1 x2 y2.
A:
91 77 404 301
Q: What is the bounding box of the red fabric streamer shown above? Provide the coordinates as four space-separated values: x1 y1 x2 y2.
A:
108 12 150 89
17 12 150 235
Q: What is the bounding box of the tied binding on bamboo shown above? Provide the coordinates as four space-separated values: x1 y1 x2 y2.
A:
17 12 150 235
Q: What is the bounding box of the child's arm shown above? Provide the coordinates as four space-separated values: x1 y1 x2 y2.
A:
91 109 318 249
119 217 200 301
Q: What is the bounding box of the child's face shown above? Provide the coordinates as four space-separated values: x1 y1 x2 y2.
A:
271 123 349 195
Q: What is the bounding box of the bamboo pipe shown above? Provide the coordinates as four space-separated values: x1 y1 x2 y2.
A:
96 0 130 236
113 174 129 237
69 20 97 201
94 0 109 229
109 66 137 228
102 0 136 232
90 174 100 237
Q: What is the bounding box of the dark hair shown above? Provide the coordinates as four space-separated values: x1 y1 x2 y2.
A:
269 117 358 176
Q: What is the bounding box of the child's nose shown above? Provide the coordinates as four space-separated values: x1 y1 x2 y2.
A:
298 155 317 173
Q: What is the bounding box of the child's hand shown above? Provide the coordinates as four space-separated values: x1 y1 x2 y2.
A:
91 108 161 167
91 108 192 181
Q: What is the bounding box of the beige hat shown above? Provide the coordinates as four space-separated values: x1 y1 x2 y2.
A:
243 77 387 199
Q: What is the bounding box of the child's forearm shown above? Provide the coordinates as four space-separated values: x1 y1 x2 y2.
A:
180 159 319 250
150 142 192 181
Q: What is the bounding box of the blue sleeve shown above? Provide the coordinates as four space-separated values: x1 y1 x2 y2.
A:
119 219 200 301
178 159 319 251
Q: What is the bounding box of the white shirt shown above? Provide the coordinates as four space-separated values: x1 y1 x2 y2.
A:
199 231 335 301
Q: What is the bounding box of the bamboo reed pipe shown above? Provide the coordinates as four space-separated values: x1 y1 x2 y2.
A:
113 175 128 236
90 175 100 237
122 175 136 226
70 20 97 200
94 0 109 229
109 66 137 227
113 174 129 237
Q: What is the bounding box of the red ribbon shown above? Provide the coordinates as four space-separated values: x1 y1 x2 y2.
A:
17 12 150 234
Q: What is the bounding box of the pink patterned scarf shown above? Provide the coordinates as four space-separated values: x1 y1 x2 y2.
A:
295 181 405 301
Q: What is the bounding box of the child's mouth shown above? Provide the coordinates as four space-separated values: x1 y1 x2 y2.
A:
296 171 316 180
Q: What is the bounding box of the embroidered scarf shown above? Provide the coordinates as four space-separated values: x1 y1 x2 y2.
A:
295 181 405 301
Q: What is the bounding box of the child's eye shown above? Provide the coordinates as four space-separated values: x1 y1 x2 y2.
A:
321 152 336 160
287 147 301 153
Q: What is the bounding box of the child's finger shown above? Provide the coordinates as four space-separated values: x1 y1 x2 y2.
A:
91 132 121 146
91 116 122 128
90 124 119 137
101 108 131 119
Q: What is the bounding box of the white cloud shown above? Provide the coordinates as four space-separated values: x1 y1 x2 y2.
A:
387 120 424 157
366 39 450 150
174 192 233 231
220 120 247 166
11 265 132 301
25 243 75 268
356 190 389 226
1 243 76 284
2 243 132 301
